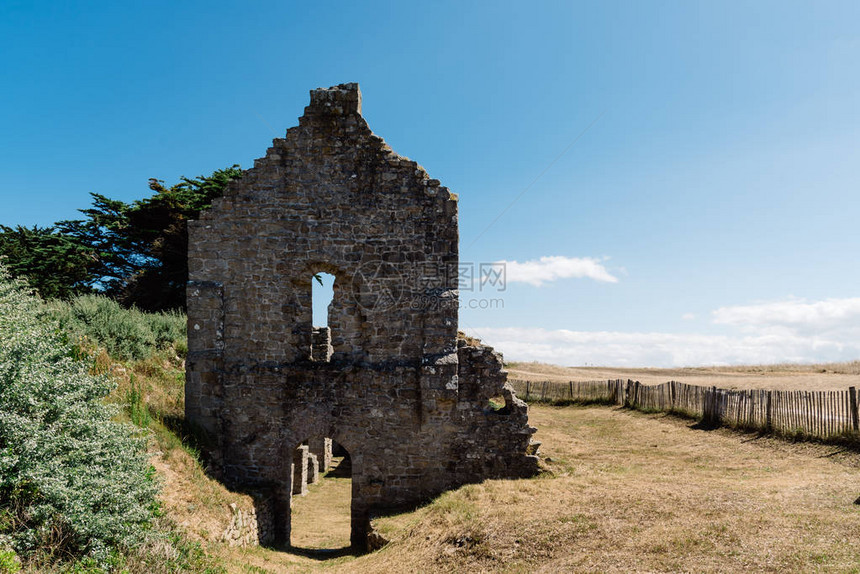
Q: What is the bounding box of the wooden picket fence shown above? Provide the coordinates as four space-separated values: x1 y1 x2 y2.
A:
512 379 627 405
510 378 860 440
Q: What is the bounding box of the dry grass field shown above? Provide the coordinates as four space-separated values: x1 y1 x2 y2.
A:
204 402 860 573
507 361 860 391
108 352 860 573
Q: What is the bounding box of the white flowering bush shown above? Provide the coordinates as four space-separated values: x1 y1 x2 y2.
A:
0 265 159 564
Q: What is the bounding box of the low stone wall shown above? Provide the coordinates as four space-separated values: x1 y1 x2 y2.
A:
222 446 325 547
222 504 257 547
219 492 277 547
366 518 390 551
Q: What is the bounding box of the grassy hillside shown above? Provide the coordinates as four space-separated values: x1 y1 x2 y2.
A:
44 298 266 574
0 269 233 573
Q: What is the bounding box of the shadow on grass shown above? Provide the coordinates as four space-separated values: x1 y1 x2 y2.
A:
661 410 860 453
818 446 853 458
689 420 721 432
158 412 216 464
157 413 367 559
285 545 357 560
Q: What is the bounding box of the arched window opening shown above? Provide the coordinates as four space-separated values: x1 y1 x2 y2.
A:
311 272 335 362
290 438 352 552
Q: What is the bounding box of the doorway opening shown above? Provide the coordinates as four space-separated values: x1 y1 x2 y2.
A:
289 438 352 552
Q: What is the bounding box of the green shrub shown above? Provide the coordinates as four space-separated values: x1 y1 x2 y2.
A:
0 265 159 566
0 543 20 574
126 375 150 429
44 295 186 361
124 525 226 574
144 310 186 351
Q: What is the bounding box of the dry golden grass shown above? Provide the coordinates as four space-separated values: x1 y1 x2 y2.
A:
149 428 256 543
507 361 860 391
290 460 353 550
119 350 860 572
201 404 860 573
360 405 860 573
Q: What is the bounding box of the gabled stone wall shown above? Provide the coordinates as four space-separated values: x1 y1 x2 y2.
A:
186 83 539 550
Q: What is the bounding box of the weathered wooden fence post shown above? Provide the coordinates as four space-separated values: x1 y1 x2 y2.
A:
716 387 723 426
850 387 859 432
706 386 718 426
765 390 773 432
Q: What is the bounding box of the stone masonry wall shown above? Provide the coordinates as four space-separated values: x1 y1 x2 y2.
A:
186 83 539 550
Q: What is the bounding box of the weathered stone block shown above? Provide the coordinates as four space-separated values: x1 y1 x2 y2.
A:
308 436 332 473
307 453 319 485
292 446 309 496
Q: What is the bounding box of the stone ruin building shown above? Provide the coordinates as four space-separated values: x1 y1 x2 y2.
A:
185 83 539 549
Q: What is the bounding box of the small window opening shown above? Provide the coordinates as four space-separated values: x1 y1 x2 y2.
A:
311 273 335 362
487 395 510 415
312 273 335 327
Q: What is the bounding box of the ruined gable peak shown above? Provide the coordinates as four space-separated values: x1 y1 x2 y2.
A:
305 82 362 117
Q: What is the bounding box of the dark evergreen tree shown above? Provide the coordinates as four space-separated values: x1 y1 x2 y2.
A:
0 225 96 299
0 166 243 310
59 166 244 311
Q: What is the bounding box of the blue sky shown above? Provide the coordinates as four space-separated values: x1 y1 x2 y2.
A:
2 1 859 366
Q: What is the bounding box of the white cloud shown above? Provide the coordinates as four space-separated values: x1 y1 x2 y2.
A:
472 326 860 368
681 313 696 321
713 297 860 337
470 297 860 367
500 255 618 286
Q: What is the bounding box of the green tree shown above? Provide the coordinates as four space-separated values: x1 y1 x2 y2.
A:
0 166 242 310
58 166 243 311
0 226 96 299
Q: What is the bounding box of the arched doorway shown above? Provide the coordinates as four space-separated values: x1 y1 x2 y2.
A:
289 439 353 552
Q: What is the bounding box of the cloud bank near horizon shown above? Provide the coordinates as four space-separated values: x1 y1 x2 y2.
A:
713 297 860 335
499 255 618 286
473 297 860 367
